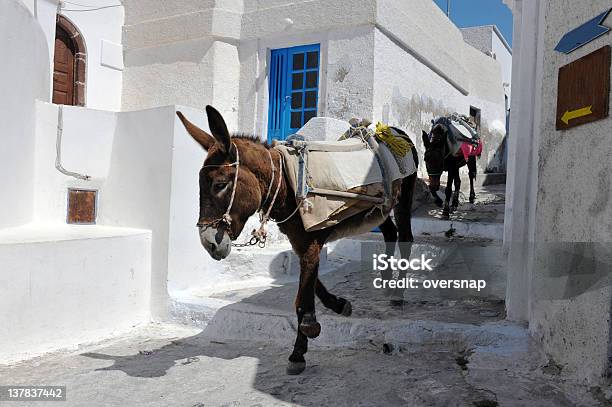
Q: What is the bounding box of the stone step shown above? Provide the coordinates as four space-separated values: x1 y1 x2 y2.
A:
200 301 526 357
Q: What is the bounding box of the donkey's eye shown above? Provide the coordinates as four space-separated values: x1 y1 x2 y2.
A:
213 182 229 193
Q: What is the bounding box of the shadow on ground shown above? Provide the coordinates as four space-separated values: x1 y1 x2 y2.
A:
69 235 594 406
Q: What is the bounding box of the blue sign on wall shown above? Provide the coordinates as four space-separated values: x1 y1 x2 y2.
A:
555 8 611 54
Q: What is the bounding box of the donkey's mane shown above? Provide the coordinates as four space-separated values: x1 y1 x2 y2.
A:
232 133 270 148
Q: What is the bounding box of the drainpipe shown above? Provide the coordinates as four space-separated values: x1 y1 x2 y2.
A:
55 105 91 180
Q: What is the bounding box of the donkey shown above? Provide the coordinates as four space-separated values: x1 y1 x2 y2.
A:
421 120 480 219
177 106 418 375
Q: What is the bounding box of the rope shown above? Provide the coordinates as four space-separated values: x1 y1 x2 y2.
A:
261 149 275 210
223 143 240 226
375 122 411 157
261 153 283 223
274 199 303 224
206 145 299 248
197 143 239 230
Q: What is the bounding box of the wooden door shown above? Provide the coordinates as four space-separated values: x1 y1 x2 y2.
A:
53 26 76 105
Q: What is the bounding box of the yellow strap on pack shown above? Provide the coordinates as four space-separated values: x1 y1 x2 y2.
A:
374 122 411 157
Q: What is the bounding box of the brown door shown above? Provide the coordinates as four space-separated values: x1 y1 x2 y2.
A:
53 26 76 105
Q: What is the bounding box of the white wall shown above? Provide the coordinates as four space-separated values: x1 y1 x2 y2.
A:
372 15 507 175
31 103 206 319
61 1 124 111
491 29 513 103
33 103 117 223
118 0 505 161
29 0 124 111
167 107 225 292
121 0 240 119
0 226 151 363
461 25 512 105
503 0 612 384
0 0 50 228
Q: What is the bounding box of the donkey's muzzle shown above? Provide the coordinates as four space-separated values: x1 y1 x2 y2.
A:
199 226 231 260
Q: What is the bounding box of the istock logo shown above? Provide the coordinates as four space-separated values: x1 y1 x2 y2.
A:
372 254 434 271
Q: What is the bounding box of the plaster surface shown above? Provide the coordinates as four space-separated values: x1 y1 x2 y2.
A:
0 225 151 364
529 0 612 385
0 0 49 228
30 0 125 111
504 0 612 385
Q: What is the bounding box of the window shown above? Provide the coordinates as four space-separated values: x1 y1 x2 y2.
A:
267 44 320 142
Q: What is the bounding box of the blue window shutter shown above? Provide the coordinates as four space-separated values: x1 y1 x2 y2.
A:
268 43 320 143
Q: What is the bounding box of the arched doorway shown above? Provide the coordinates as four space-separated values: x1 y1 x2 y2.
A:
52 15 86 106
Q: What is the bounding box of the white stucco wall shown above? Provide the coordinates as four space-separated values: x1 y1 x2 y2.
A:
0 225 151 363
61 2 124 111
372 20 507 175
529 1 612 384
26 0 124 111
0 0 50 228
461 25 512 104
491 29 513 103
121 0 507 149
121 0 241 123
30 103 211 319
167 107 224 292
504 0 612 384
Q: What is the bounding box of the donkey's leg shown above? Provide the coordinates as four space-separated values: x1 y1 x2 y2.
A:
287 241 322 375
396 173 417 247
287 314 308 375
379 216 404 305
379 216 398 256
315 279 352 316
468 155 477 203
392 173 417 305
452 170 461 212
296 242 322 339
442 170 453 219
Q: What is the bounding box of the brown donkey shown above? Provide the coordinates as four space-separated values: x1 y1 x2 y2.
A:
177 106 418 375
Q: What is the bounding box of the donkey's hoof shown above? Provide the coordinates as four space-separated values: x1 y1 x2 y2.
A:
286 361 306 375
339 298 352 317
299 322 321 338
469 195 476 204
442 209 450 219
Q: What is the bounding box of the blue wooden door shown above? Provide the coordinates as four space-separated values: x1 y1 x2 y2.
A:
267 44 320 143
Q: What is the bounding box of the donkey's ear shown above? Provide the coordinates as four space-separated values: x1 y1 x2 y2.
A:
176 111 214 150
421 130 430 149
205 105 231 153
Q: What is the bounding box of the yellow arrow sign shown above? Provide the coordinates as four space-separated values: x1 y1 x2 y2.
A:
561 105 592 124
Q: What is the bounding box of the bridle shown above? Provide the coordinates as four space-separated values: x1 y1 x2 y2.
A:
196 142 240 234
197 142 298 248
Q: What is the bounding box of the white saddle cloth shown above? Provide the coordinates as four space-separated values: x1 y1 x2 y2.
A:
276 118 417 231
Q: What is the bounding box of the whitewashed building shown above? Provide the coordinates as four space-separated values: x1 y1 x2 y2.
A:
0 0 510 362
503 0 612 385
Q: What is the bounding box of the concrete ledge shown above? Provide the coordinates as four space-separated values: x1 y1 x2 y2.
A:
412 217 504 240
202 302 527 354
0 224 151 244
0 225 152 363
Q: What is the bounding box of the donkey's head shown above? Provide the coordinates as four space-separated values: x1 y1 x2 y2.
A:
177 106 263 260
421 123 447 191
